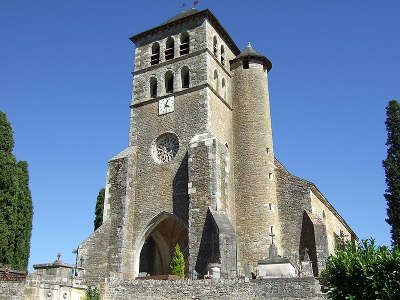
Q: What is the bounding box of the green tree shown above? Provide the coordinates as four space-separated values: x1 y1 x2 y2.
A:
383 100 400 247
94 188 105 230
0 111 33 270
321 239 400 300
170 243 185 279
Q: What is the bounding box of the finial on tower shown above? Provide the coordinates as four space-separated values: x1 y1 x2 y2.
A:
247 42 252 47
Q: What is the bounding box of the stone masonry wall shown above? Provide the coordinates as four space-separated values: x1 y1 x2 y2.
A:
102 278 326 300
0 281 25 300
310 189 355 254
77 220 112 284
275 160 313 265
275 160 330 275
0 278 327 300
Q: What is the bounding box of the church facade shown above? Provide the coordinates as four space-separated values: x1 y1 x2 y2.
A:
77 9 356 282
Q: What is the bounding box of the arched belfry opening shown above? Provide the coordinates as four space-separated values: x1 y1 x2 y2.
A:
136 212 189 277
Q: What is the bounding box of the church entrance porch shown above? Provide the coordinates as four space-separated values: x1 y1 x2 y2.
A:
136 212 188 278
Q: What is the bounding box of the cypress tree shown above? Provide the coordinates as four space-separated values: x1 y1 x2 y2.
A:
0 111 33 270
383 100 400 247
0 111 18 268
94 188 105 230
170 243 185 279
14 161 33 270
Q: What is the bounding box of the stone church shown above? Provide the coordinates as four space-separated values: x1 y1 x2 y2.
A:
77 8 356 282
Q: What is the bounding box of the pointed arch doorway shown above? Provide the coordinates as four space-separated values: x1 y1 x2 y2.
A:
135 212 188 277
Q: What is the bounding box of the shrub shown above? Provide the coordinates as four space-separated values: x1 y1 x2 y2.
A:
321 238 400 299
84 286 100 300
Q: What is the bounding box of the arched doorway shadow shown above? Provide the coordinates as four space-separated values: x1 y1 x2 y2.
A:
133 212 188 278
299 210 318 276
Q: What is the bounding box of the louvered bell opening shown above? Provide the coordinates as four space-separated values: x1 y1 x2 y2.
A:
165 48 174 60
180 42 189 55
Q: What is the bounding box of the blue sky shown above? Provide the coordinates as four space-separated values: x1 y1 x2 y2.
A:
1 0 399 271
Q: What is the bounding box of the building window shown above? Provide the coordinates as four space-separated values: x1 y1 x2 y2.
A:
165 37 174 60
213 36 218 56
268 173 273 180
220 45 225 65
268 203 272 211
151 43 160 65
270 225 274 234
181 66 189 88
180 32 189 55
214 70 218 92
221 78 226 98
165 71 174 93
152 133 179 164
150 77 157 98
243 60 249 69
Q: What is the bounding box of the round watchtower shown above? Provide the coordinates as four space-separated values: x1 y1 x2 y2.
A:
231 43 280 274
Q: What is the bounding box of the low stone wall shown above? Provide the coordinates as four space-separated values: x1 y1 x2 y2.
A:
0 276 327 300
103 277 327 300
0 275 87 300
0 281 25 300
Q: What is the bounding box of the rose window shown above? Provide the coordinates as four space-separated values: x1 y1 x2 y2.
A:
153 133 179 163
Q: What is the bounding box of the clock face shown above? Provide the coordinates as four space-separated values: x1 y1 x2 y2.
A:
158 96 174 115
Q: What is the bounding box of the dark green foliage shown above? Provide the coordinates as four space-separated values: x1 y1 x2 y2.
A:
14 161 33 270
321 239 400 300
0 111 33 271
94 188 105 230
0 112 14 153
170 243 185 279
383 100 400 247
85 286 100 300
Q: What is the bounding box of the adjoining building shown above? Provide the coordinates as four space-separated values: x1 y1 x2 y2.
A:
77 8 357 282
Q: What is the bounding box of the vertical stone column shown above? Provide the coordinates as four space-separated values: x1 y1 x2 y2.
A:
232 57 280 274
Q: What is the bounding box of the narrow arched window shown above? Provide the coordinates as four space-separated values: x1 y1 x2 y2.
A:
165 37 174 60
150 77 157 98
180 32 189 55
165 71 174 93
151 43 160 65
221 78 226 98
213 36 218 56
181 66 189 88
221 45 225 65
214 70 218 92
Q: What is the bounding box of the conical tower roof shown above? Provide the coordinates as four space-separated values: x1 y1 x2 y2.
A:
236 42 264 59
232 42 272 72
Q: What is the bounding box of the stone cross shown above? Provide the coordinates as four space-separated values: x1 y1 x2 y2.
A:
269 233 275 244
57 253 61 261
